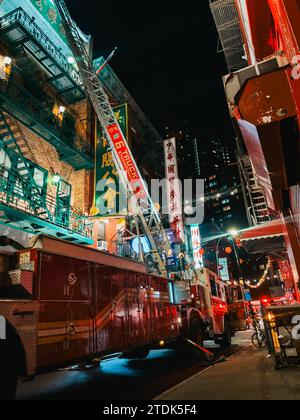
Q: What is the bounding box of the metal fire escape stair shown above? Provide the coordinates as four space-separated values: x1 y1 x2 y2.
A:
2 113 37 163
55 0 169 275
0 110 93 245
0 75 93 171
0 109 51 219
238 154 271 225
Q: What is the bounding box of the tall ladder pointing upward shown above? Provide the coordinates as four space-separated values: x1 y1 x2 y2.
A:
54 0 169 275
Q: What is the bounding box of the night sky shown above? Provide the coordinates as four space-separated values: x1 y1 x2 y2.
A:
65 0 234 145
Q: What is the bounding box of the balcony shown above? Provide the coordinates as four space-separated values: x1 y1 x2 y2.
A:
0 75 94 170
0 8 85 104
0 164 93 246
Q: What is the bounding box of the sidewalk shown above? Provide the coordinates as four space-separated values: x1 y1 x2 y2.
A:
156 331 300 400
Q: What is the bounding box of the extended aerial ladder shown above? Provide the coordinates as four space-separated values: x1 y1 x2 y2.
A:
54 0 169 275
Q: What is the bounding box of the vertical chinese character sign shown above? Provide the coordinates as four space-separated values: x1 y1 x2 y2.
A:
95 104 128 214
190 225 203 269
164 138 185 241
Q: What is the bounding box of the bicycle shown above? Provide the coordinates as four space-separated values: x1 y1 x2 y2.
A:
251 317 267 348
251 330 267 348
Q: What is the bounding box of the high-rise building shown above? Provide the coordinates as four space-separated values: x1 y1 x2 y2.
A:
164 122 249 237
200 139 249 235
165 120 200 181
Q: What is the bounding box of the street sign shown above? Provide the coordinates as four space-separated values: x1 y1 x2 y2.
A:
218 257 230 281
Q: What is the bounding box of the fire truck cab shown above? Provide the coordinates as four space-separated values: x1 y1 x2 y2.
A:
172 268 232 348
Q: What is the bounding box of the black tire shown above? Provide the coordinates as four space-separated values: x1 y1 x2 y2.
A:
251 332 267 349
0 320 26 400
189 318 204 347
123 348 150 360
220 318 232 348
0 371 17 401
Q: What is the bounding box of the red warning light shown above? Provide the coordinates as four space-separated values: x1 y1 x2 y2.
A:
261 298 270 305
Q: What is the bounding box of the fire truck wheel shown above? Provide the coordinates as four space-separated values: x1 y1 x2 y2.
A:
0 370 17 401
189 317 204 347
220 317 232 348
0 320 26 400
122 348 150 359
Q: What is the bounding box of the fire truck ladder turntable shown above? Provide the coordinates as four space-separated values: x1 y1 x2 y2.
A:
55 0 169 276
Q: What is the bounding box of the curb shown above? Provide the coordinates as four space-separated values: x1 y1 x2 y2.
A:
153 344 252 401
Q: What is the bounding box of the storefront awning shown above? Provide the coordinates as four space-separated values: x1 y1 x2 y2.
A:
240 219 285 255
240 219 284 241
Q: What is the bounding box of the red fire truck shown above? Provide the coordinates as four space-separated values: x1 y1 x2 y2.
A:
0 235 231 399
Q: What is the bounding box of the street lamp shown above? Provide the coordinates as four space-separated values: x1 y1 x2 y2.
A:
215 228 242 282
216 235 232 278
227 228 239 238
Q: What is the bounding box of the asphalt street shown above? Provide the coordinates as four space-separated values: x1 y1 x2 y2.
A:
16 336 246 401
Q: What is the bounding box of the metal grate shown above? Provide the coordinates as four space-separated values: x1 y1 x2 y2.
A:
210 0 247 72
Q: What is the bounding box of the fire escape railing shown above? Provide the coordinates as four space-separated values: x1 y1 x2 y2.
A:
0 166 93 243
0 77 93 167
0 7 82 87
210 0 247 72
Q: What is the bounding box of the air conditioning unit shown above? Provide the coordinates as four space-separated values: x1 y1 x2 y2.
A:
97 241 108 251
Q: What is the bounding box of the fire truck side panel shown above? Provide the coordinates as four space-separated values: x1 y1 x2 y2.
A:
66 302 93 362
94 265 113 354
158 278 176 339
39 253 68 301
110 269 128 350
37 301 67 369
148 277 160 342
124 271 141 348
65 258 92 301
136 273 152 343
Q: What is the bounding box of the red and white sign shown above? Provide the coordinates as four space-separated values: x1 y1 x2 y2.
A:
190 225 203 269
279 260 293 289
107 123 147 199
164 138 185 241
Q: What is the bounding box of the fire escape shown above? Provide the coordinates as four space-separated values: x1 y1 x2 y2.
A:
238 152 271 226
0 8 93 170
209 0 248 72
0 109 93 245
0 7 94 245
